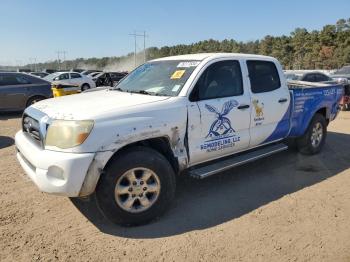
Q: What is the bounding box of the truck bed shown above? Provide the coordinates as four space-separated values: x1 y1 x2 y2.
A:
287 80 338 89
287 81 343 137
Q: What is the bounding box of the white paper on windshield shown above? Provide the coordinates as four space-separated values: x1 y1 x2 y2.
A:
177 61 200 68
146 86 164 93
172 85 181 92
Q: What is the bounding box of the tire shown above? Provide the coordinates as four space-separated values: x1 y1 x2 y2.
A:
95 146 176 226
296 113 327 155
26 96 46 107
81 84 90 91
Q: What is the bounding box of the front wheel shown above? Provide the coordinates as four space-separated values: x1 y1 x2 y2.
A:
296 113 327 155
95 146 176 226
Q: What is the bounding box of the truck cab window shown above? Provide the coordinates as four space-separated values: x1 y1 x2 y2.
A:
247 60 280 93
192 60 243 101
303 74 316 82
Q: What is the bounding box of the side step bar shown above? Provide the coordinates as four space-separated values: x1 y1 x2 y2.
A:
189 143 288 179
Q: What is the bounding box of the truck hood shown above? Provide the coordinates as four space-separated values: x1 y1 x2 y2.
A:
31 89 170 120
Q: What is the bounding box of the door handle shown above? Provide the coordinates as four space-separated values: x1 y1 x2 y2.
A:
237 104 250 109
278 98 288 103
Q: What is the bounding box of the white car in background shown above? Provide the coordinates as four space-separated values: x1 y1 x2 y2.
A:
44 72 96 91
87 72 102 78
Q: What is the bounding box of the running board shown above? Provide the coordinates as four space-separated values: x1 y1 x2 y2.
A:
189 143 288 179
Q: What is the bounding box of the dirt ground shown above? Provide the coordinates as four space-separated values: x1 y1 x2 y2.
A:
0 112 350 262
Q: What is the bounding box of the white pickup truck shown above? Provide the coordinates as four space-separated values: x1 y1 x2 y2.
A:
15 53 343 225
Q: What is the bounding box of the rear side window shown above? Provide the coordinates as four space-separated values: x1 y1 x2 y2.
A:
247 61 281 93
303 74 316 82
0 74 31 85
70 73 82 79
315 74 329 82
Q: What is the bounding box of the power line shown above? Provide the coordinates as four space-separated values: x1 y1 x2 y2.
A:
129 31 148 67
55 50 67 70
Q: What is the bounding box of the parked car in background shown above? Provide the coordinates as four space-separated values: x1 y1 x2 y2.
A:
0 72 52 111
110 71 128 83
17 69 31 73
70 69 85 73
92 72 113 87
87 72 102 78
81 70 102 75
43 69 57 74
285 71 335 83
340 84 350 111
44 72 96 91
92 72 128 87
29 72 50 78
331 65 350 81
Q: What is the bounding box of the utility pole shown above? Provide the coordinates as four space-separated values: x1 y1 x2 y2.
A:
62 51 67 70
129 31 148 67
56 51 61 70
29 58 37 71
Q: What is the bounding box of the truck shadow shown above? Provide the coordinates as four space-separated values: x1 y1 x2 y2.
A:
71 131 350 239
0 136 15 149
0 112 22 120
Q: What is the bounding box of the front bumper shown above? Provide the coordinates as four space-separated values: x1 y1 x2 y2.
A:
15 131 95 197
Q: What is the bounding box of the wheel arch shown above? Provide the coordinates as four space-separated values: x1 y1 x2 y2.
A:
105 136 180 174
79 136 181 197
26 94 48 107
314 107 330 125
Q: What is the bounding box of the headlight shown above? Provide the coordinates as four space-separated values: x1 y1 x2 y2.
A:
45 120 94 149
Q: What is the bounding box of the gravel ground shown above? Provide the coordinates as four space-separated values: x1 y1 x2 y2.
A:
1 112 350 262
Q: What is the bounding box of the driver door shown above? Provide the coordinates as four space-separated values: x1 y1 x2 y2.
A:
187 60 251 165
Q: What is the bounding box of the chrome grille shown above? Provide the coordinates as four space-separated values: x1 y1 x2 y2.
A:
22 114 42 146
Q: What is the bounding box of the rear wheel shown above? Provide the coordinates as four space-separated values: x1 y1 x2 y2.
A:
81 84 90 91
95 146 176 226
296 113 327 155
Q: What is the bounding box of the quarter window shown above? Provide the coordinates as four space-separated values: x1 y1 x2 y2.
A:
0 75 31 85
70 73 82 79
247 61 281 93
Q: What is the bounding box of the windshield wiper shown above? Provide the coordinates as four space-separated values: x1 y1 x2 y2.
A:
130 90 153 95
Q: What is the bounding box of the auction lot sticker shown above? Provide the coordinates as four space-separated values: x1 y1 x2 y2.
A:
171 70 186 79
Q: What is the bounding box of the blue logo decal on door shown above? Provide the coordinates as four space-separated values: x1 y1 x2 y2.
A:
200 100 241 152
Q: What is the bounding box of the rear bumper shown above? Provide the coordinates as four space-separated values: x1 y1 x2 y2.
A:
15 131 95 197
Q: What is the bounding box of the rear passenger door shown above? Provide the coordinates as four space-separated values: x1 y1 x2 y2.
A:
0 74 29 110
247 60 290 146
69 73 82 85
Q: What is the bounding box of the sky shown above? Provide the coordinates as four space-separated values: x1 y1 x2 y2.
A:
0 0 349 65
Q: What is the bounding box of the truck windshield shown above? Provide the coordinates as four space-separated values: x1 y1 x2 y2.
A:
114 60 200 96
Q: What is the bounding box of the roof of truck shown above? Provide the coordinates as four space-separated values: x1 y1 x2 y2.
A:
152 53 274 62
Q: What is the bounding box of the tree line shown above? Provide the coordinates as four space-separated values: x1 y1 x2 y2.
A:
10 18 350 71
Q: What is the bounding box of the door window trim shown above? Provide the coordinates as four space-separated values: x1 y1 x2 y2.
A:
246 60 281 94
189 59 244 102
